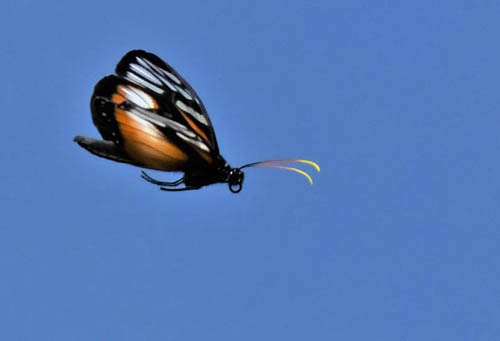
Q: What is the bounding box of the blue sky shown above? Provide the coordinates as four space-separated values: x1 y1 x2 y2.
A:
1 0 500 340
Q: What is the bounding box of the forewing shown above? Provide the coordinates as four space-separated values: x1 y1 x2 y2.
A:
115 50 220 154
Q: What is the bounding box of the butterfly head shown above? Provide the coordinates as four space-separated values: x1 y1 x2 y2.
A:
226 167 245 193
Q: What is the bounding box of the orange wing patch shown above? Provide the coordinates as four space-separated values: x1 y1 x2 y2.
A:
179 111 213 164
115 108 188 171
179 111 211 147
111 93 126 105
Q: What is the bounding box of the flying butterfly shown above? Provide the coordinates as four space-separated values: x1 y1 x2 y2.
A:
74 50 319 193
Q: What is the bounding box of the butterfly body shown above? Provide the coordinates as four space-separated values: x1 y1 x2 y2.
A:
75 50 318 193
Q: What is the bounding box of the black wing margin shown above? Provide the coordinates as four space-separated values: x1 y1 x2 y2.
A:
115 50 220 154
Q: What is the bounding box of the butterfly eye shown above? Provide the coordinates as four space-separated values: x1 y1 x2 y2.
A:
229 182 242 193
226 169 244 193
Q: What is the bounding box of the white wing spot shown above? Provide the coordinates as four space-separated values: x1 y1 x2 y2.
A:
119 85 157 109
130 63 162 86
175 85 193 101
127 107 198 139
141 57 182 85
175 100 208 126
176 132 210 152
125 72 164 94
163 70 181 85
125 111 161 138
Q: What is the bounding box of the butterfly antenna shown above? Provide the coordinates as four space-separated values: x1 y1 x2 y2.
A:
239 159 320 184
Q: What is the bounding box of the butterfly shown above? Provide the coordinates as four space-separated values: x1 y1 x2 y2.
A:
74 50 320 193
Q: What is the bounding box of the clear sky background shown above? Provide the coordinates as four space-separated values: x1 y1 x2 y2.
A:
1 1 499 340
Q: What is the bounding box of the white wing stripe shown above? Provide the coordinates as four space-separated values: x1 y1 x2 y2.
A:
141 57 182 85
125 72 164 94
135 57 178 92
175 100 208 126
175 132 210 152
120 86 156 109
128 108 198 138
163 70 181 85
130 63 162 86
133 56 198 106
175 85 193 101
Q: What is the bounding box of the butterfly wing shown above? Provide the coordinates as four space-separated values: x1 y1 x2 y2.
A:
88 50 224 172
115 50 220 155
90 75 217 171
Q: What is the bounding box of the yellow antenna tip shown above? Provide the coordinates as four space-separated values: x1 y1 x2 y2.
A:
295 159 321 172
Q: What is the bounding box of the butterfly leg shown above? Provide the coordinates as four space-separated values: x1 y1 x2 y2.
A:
141 171 185 186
